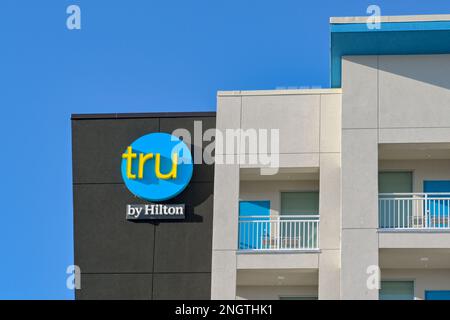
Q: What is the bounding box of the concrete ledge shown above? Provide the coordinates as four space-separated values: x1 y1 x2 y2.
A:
379 128 450 144
236 252 319 270
379 231 450 248
330 14 450 24
239 153 320 169
217 89 342 97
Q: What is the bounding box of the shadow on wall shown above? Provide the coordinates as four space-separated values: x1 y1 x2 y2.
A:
377 54 450 90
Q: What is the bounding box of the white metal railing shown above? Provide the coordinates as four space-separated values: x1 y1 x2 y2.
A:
379 193 450 230
238 215 320 251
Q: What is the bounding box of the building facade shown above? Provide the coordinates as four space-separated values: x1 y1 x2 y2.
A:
72 113 216 299
72 14 450 300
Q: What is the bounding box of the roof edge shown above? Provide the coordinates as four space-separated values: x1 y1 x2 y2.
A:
218 88 342 97
330 14 450 24
71 111 216 120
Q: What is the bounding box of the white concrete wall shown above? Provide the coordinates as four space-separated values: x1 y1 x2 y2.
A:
211 96 241 300
341 54 450 300
379 55 450 130
236 286 318 300
212 90 342 300
241 94 320 154
341 56 380 300
214 53 450 300
382 269 450 300
377 55 450 144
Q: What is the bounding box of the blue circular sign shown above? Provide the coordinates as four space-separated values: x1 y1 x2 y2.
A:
121 133 193 202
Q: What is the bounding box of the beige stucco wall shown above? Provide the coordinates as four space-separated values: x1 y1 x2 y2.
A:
341 57 379 298
379 159 450 192
341 54 450 300
382 269 450 300
212 90 341 300
214 54 450 300
236 286 318 300
378 55 450 130
213 53 450 300
240 180 319 216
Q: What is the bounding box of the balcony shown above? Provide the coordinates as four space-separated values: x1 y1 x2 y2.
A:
238 215 320 251
379 193 450 230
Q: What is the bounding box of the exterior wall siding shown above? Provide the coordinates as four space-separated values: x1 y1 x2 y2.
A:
72 114 216 300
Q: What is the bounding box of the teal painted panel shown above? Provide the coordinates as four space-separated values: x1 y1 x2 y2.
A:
424 181 450 228
425 290 450 300
239 201 270 217
238 201 270 250
331 21 450 33
379 281 414 300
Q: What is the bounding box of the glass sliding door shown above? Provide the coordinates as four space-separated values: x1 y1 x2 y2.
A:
379 281 414 300
280 192 319 249
378 172 413 228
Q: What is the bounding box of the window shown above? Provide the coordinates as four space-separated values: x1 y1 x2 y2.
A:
379 281 414 300
280 192 319 249
379 172 413 193
280 192 319 216
379 172 413 228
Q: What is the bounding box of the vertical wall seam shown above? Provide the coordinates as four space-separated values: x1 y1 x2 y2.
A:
151 226 156 299
319 94 322 162
239 96 243 167
377 55 380 142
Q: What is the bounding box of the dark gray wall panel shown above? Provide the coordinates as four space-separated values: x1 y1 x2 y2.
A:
74 184 155 273
159 117 216 183
76 274 153 300
154 183 213 273
72 114 216 300
152 273 211 300
72 118 159 184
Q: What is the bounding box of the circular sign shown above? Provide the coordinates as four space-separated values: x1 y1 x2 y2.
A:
121 133 193 202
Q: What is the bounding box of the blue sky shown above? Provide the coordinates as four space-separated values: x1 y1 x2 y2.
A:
1 0 450 299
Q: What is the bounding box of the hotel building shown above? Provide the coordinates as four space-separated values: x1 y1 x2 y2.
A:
72 14 450 300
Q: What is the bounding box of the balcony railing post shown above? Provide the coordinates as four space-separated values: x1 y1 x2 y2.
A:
276 217 280 250
379 192 450 231
238 215 320 251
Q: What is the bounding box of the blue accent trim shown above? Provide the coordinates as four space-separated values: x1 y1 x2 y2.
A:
331 21 450 33
424 180 450 193
425 290 450 300
423 181 450 228
239 201 270 217
238 201 270 250
330 21 450 88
